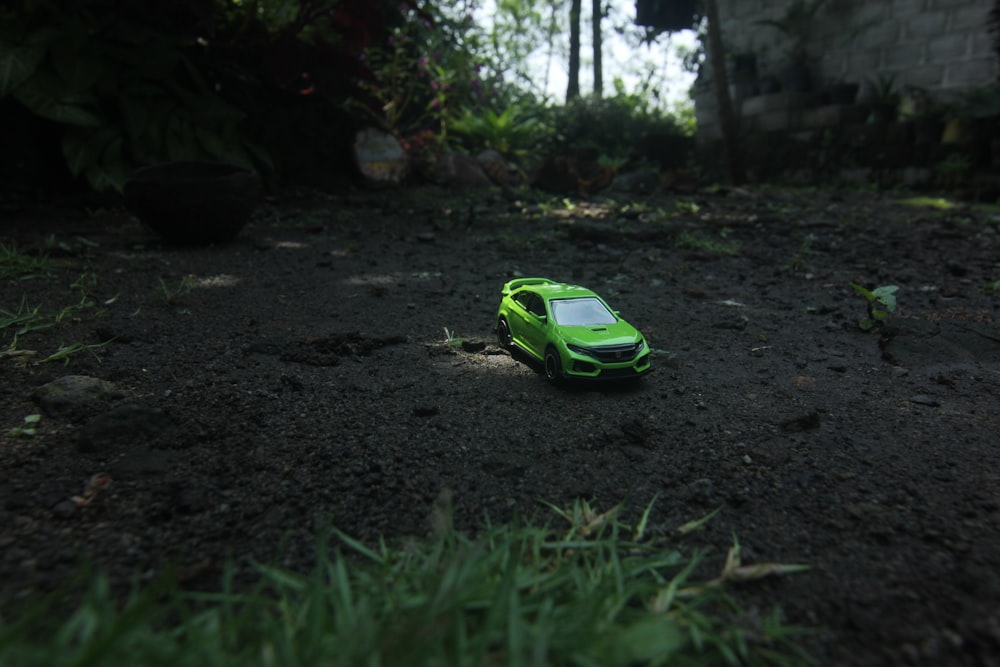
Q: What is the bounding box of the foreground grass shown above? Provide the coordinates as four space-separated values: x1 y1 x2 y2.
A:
0 501 812 666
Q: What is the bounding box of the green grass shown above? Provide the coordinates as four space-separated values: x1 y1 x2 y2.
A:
0 501 812 667
1 293 106 366
0 242 52 281
677 233 742 256
895 196 956 210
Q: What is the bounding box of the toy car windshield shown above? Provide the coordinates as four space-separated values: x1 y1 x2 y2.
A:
550 298 617 326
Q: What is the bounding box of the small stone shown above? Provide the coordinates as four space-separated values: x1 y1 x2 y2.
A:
31 376 123 416
780 411 821 433
662 354 682 370
909 395 941 407
52 500 77 519
461 339 486 353
76 404 173 453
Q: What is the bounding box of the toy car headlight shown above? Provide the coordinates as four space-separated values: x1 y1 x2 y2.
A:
567 344 594 358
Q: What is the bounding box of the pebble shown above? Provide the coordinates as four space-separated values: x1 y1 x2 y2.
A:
909 395 941 407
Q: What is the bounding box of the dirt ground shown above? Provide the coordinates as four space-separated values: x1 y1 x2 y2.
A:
1 184 999 665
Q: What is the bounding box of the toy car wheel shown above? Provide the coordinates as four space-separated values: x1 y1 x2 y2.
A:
496 318 513 350
544 347 562 384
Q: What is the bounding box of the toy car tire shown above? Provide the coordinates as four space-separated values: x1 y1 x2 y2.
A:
544 347 562 384
496 318 513 350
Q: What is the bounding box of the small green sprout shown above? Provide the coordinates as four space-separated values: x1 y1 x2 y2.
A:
8 413 41 437
157 276 195 304
443 326 465 347
851 283 899 331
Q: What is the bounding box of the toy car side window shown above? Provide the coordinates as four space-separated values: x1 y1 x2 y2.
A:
513 292 532 310
526 294 546 318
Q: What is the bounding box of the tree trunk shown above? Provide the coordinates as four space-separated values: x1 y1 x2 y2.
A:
703 0 745 185
592 0 602 97
567 0 581 101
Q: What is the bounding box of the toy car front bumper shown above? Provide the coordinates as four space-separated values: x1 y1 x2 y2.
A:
563 351 653 380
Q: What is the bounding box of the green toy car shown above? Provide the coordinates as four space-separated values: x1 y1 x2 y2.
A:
495 278 652 383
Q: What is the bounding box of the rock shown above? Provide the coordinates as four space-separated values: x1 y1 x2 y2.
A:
170 481 209 515
76 404 174 453
51 500 77 519
780 411 821 433
686 478 715 503
476 149 510 186
909 395 941 407
461 339 486 353
31 376 123 417
353 127 409 185
433 152 493 188
609 169 660 194
881 319 1000 368
110 446 180 478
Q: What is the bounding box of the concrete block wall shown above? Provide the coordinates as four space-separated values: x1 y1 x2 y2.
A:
695 0 998 137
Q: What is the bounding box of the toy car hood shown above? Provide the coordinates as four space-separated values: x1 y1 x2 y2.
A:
558 320 642 347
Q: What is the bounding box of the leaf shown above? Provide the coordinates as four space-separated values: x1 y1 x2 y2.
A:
13 71 101 126
62 127 120 177
49 24 103 93
849 282 873 301
674 506 721 536
0 36 45 96
578 501 622 536
871 285 898 312
633 493 659 542
612 616 687 662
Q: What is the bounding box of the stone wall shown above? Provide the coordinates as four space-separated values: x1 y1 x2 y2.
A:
695 0 998 138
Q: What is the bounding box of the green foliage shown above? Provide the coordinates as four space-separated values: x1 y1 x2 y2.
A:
541 93 690 169
850 283 898 331
865 73 899 107
955 83 1000 119
0 3 268 192
354 4 490 143
449 103 550 158
0 502 812 666
935 153 972 187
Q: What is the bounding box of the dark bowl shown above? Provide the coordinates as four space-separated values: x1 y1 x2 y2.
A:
124 161 261 244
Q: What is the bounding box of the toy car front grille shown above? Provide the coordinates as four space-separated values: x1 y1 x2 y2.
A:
586 343 642 362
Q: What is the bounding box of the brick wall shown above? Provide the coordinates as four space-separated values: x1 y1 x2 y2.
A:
695 0 998 137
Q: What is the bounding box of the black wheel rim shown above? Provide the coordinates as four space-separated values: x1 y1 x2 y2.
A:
545 353 558 380
497 321 510 348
